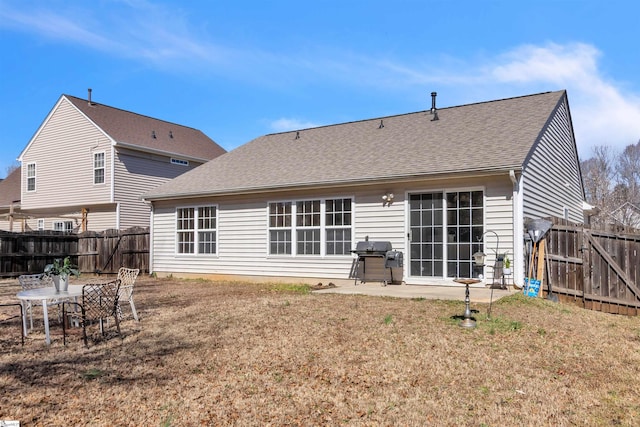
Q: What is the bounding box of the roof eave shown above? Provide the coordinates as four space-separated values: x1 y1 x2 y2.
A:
143 165 523 202
114 141 212 163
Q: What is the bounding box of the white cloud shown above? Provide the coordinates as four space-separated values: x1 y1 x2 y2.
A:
489 43 640 157
369 43 640 158
0 6 116 51
0 1 235 69
269 118 322 133
491 43 600 84
2 1 638 158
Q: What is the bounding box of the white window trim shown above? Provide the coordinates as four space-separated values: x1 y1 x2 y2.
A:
93 151 106 185
174 204 218 256
53 220 74 232
26 162 36 192
404 186 486 283
267 197 354 258
37 219 45 231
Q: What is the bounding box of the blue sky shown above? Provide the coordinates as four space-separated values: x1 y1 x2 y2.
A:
1 0 639 178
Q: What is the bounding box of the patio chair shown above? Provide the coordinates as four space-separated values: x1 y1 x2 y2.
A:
0 303 25 346
62 280 121 348
18 273 57 330
116 267 140 321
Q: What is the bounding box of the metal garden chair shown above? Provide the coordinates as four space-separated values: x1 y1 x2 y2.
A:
116 267 140 321
0 302 25 346
62 280 121 348
18 273 57 330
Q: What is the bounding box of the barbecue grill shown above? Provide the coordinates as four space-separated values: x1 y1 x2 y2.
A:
351 240 403 286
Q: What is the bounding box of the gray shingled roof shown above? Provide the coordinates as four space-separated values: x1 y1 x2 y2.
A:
144 90 566 200
65 95 226 161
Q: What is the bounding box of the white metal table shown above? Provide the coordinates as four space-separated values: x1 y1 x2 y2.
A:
16 285 83 345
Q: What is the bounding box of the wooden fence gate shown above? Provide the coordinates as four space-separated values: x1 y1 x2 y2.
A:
544 219 640 315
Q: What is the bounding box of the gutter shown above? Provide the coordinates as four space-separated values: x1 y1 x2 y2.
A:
143 166 524 202
114 141 214 163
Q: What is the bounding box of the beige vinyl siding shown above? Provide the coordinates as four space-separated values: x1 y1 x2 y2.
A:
114 149 204 229
151 177 515 285
523 98 584 223
72 209 117 231
350 190 405 284
152 196 356 279
24 209 117 232
21 98 113 210
484 178 515 283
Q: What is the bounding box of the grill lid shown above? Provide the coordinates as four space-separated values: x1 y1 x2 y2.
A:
353 240 393 254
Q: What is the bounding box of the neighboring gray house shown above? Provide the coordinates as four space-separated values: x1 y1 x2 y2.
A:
143 90 585 288
9 92 226 232
0 167 24 231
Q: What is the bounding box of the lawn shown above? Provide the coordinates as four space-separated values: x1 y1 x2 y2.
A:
1 276 639 426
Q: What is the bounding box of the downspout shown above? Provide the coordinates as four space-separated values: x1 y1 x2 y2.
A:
509 170 524 288
149 201 154 275
111 145 117 229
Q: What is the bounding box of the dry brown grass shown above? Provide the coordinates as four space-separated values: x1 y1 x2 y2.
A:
1 276 639 426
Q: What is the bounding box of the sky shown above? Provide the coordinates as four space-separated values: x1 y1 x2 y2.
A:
1 0 640 179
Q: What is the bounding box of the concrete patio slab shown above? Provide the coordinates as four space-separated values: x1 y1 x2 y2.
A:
313 281 519 303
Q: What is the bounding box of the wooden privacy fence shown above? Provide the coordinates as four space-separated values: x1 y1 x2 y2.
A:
543 218 640 315
0 227 149 278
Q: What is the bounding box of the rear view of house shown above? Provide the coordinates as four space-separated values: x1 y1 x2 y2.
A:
144 90 585 288
4 90 226 232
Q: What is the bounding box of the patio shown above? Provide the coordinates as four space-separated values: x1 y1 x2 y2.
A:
313 280 517 302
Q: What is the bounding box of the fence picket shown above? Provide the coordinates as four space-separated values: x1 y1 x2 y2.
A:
0 227 149 277
545 217 640 315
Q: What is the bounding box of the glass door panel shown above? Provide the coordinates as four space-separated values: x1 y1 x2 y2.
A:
409 190 484 279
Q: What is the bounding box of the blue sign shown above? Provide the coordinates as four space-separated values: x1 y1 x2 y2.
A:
524 278 541 297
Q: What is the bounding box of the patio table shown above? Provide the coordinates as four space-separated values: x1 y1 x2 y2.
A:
16 285 83 345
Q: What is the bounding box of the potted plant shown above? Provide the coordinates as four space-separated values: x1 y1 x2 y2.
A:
502 254 512 276
44 257 80 292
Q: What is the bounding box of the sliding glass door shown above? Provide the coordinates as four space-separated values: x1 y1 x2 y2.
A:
409 191 484 279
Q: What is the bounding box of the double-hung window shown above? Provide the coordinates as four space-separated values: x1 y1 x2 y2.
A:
176 206 217 254
268 197 353 256
269 202 292 255
26 163 36 192
325 198 352 255
94 152 105 184
296 200 321 255
197 206 217 254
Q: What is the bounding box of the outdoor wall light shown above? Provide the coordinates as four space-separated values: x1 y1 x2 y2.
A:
382 193 394 205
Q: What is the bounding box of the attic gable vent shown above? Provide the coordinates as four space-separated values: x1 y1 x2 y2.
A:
171 158 189 166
